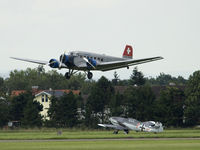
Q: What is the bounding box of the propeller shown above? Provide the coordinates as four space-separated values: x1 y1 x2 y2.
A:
59 51 66 69
139 124 145 131
83 57 96 69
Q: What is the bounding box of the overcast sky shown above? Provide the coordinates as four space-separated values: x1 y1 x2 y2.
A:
0 0 199 80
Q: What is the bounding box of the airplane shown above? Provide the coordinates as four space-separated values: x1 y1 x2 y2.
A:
98 117 163 134
10 45 163 80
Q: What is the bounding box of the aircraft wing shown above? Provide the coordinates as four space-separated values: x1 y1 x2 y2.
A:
10 57 48 65
98 124 126 130
97 56 163 71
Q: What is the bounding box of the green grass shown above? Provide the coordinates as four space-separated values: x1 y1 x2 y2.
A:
0 129 200 140
0 140 200 150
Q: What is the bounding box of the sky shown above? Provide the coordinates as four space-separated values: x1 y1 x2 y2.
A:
0 0 200 80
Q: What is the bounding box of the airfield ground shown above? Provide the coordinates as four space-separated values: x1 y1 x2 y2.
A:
0 139 200 150
0 129 200 150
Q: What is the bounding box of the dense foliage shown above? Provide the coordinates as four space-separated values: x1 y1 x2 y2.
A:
48 92 78 127
184 71 200 125
1 66 199 128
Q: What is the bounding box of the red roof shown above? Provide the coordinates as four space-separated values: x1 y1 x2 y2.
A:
11 90 26 96
11 89 80 97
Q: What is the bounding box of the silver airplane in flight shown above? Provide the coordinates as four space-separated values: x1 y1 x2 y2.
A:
11 45 163 80
98 117 163 134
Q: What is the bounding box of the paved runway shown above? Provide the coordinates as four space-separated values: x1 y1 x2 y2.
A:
1 138 200 142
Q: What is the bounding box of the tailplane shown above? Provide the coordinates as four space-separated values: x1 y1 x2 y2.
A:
122 45 133 59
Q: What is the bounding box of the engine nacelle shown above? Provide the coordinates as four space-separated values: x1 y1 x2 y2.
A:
49 59 60 68
87 58 97 68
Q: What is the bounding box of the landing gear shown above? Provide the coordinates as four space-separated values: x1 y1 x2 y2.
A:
65 72 71 79
113 130 119 134
64 69 93 80
124 129 129 134
87 72 93 79
65 69 75 80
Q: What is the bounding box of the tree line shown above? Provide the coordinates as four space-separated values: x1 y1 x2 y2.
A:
0 66 199 128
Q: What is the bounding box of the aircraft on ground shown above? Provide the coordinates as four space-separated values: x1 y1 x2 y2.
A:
11 45 163 80
98 117 163 134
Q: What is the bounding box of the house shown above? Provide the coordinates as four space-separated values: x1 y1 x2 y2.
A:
11 88 80 120
34 89 80 120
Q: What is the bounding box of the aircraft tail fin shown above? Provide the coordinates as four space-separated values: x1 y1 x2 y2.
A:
122 45 133 59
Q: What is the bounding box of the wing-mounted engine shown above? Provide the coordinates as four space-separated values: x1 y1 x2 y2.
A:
49 59 60 68
86 58 97 69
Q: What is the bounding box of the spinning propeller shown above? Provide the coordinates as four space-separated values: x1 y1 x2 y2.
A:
59 51 66 69
83 57 96 69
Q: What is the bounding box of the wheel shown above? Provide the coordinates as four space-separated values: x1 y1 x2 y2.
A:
113 130 118 134
65 72 71 79
124 129 129 134
87 72 93 79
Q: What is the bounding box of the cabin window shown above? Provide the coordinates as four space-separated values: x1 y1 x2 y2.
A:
45 95 48 102
101 58 103 61
98 58 100 61
42 95 44 102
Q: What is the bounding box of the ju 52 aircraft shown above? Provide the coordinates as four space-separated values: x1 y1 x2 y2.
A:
98 117 163 134
11 45 163 80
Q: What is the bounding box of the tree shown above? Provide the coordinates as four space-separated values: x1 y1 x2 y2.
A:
112 71 120 86
154 73 173 85
81 80 96 95
123 85 156 121
129 67 146 86
5 67 87 92
0 77 6 96
0 98 9 127
48 92 78 127
154 87 185 127
109 92 124 116
85 76 114 127
21 99 43 127
9 91 33 121
8 91 43 127
184 71 200 126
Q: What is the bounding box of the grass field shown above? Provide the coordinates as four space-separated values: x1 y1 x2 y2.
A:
0 140 200 150
0 129 200 150
0 129 200 140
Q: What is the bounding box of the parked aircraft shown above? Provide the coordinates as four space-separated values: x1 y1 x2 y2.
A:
98 117 163 134
11 45 163 80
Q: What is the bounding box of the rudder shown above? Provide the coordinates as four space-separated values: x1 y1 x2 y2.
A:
122 45 133 59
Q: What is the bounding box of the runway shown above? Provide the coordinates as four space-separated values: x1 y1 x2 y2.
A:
1 138 200 142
